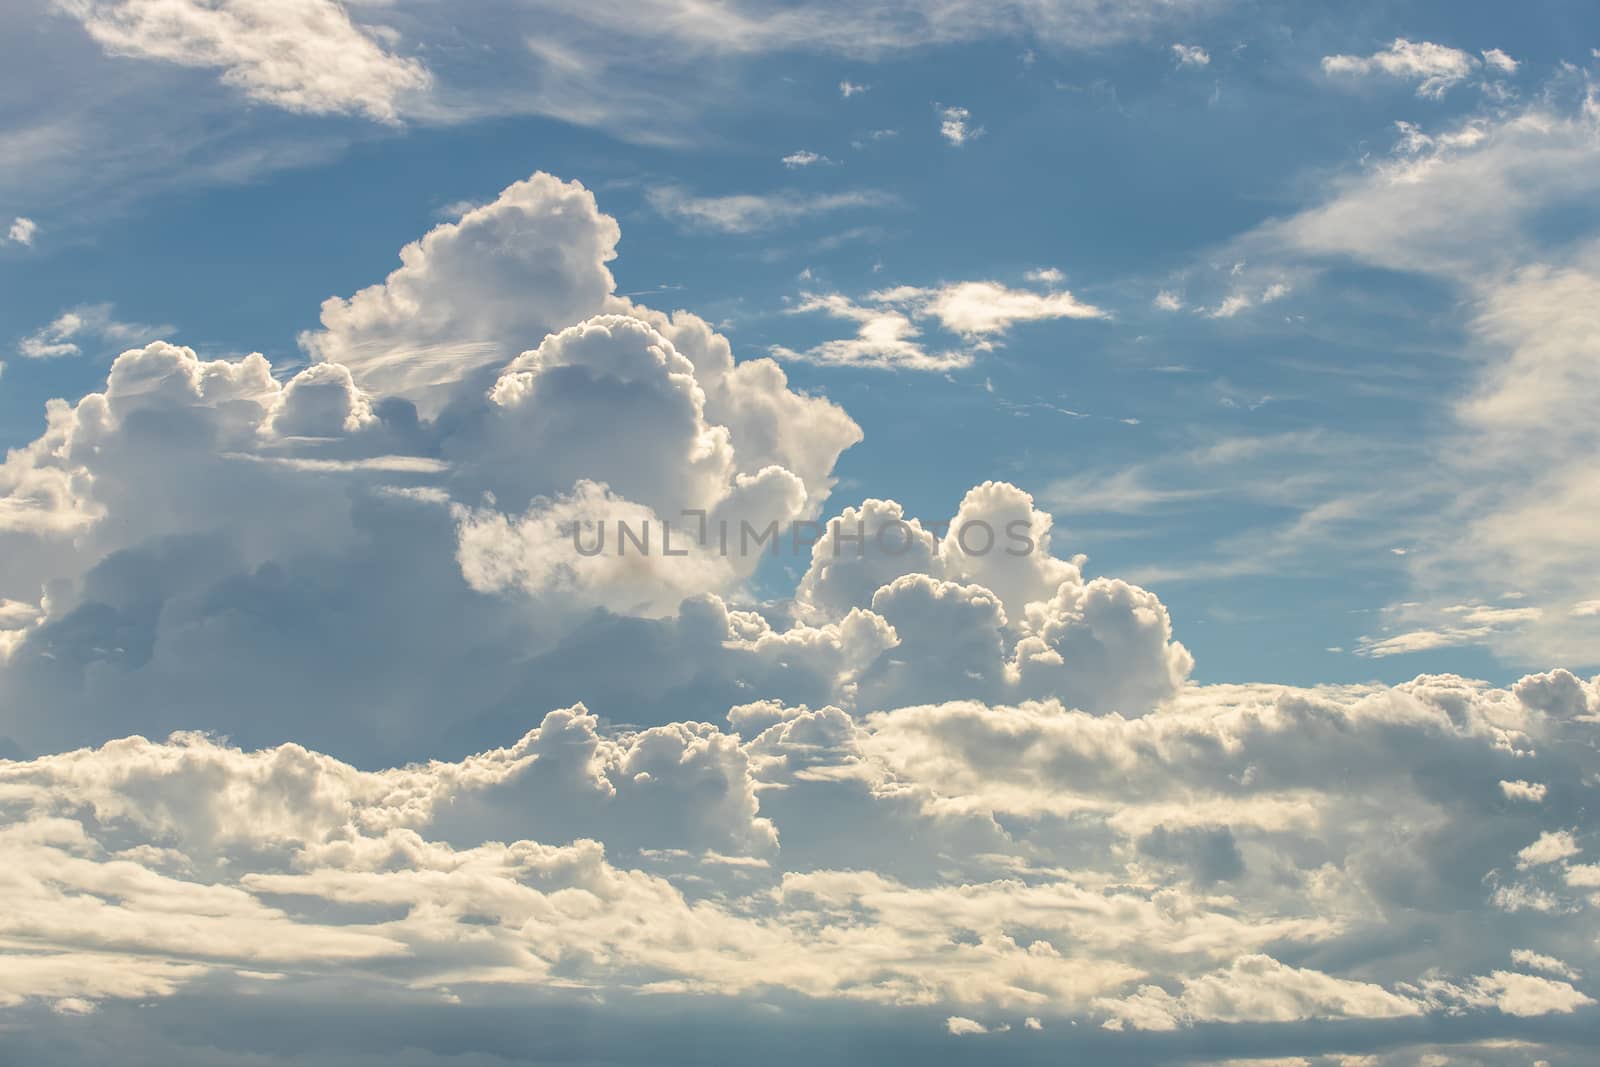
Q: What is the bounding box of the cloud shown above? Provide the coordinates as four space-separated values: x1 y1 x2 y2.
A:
937 105 982 145
1481 48 1519 74
839 80 868 97
1172 43 1210 67
1204 281 1290 319
57 0 431 122
5 216 36 245
17 303 173 359
770 292 969 371
648 187 892 233
1515 830 1580 869
1321 38 1481 98
781 149 832 168
1499 779 1547 803
772 280 1106 370
1 664 1598 1046
1097 955 1421 1031
5 151 1600 1065
1242 93 1600 664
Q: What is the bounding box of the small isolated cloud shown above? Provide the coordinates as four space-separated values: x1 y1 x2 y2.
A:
1515 830 1580 870
946 1016 989 1035
1499 780 1548 803
1025 267 1065 285
1569 599 1600 617
1205 282 1289 319
1172 43 1210 67
879 279 1107 336
782 150 833 168
772 279 1105 371
18 304 174 359
938 105 983 146
648 187 892 233
839 80 868 97
1481 48 1519 74
6 216 36 246
1321 38 1480 98
1154 289 1184 311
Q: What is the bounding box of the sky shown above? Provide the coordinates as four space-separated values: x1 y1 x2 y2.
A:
1 0 1599 1064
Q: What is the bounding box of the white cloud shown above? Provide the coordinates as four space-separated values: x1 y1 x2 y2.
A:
781 149 833 168
1516 831 1581 869
1481 48 1519 74
57 0 431 122
1154 289 1184 311
5 142 1600 1064
938 105 983 146
1204 282 1289 319
1098 955 1421 1031
1510 950 1580 981
1247 97 1600 664
5 216 36 246
17 303 173 359
1499 779 1547 803
1172 43 1210 67
771 280 1106 370
771 292 969 371
877 280 1108 335
1321 39 1480 98
839 80 869 97
648 186 892 233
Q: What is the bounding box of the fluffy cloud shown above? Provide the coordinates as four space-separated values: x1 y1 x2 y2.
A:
0 665 1596 1059
937 104 982 145
0 173 870 760
5 149 1600 1065
6 215 36 245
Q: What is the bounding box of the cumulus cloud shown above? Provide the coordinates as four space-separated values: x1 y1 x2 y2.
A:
1172 43 1210 67
5 216 36 245
5 151 1600 1066
937 105 981 145
1 664 1594 1054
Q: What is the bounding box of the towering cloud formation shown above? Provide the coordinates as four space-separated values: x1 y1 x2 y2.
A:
0 170 1595 1067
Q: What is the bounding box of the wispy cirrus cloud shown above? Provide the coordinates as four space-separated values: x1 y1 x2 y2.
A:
17 303 173 359
647 186 894 233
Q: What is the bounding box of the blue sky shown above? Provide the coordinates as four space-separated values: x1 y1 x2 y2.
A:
2 1 1600 1064
6 0 1597 686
